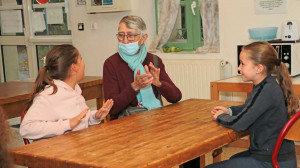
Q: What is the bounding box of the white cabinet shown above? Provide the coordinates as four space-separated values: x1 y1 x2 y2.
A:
86 0 131 13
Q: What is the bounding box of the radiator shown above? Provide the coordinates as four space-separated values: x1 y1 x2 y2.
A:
163 59 226 100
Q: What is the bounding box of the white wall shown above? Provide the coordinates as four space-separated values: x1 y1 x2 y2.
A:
69 0 156 76
69 0 300 76
219 0 300 75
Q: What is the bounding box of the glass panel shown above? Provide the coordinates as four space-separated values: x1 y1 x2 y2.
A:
32 7 71 35
168 5 187 42
36 45 55 70
2 45 29 81
103 0 113 6
0 0 22 6
0 9 25 36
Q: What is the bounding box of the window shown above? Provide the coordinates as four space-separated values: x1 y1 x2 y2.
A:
32 0 71 36
155 0 203 50
36 45 55 70
1 45 28 81
0 0 71 82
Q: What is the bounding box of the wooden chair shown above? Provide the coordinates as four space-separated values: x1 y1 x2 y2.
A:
20 108 30 145
272 110 300 168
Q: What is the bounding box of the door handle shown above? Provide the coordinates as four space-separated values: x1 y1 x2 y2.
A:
191 1 196 16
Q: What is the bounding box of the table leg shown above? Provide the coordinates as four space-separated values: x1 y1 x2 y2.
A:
200 155 205 168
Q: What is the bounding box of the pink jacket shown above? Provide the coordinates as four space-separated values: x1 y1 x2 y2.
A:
20 80 101 140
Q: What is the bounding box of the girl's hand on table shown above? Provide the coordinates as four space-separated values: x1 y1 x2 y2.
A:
211 106 229 115
212 110 225 121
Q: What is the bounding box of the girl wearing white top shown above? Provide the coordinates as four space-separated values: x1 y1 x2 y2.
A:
20 44 113 141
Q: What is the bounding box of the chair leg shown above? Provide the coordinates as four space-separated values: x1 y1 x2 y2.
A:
200 155 206 168
212 148 223 163
103 114 110 123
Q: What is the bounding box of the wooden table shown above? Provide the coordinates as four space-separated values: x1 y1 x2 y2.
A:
0 76 103 119
210 75 300 100
10 99 247 168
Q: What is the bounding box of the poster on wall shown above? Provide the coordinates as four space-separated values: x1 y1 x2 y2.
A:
0 10 23 33
255 0 287 14
36 0 50 4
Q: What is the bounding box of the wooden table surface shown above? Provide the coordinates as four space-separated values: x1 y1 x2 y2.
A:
10 99 246 168
210 75 300 100
0 76 103 119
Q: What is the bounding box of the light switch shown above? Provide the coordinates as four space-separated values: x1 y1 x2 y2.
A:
78 23 84 31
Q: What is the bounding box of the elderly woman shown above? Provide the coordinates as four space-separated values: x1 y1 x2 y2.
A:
104 16 199 168
103 15 182 120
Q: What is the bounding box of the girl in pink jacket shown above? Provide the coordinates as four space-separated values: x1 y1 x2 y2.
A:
20 45 113 141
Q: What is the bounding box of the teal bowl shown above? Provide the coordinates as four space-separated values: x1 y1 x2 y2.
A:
248 27 278 40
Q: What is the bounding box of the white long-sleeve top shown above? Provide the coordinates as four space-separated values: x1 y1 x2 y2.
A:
20 80 101 141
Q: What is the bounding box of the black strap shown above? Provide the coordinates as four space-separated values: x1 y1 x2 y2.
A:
152 55 163 106
153 54 159 69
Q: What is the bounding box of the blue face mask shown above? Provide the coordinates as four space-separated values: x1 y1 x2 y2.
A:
118 41 140 56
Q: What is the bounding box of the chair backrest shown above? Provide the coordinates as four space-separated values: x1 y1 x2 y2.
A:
20 108 30 145
272 110 300 168
285 113 300 141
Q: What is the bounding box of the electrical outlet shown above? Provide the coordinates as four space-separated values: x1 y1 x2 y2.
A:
91 23 97 30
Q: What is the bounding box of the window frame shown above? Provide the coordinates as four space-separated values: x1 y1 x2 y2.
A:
0 0 72 82
155 0 203 51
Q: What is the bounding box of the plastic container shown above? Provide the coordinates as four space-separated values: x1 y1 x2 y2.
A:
248 27 278 40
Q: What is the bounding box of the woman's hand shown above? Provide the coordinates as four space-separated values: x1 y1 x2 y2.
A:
131 65 153 91
149 62 161 87
95 99 114 120
70 108 89 129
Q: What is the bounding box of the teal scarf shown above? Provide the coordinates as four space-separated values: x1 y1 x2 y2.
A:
119 44 162 110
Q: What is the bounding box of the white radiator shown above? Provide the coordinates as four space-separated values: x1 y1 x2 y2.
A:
163 59 226 100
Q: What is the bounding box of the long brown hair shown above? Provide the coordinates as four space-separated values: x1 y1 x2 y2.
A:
242 41 299 117
0 107 14 168
26 44 79 110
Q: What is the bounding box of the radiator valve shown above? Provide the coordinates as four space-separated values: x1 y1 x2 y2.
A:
220 60 228 67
